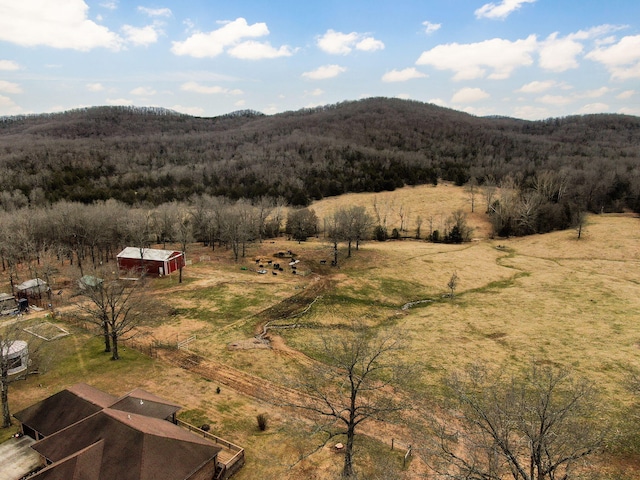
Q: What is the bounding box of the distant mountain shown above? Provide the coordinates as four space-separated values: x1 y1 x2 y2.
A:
0 98 638 212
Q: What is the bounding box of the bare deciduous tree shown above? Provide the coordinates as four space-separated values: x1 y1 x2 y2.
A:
429 363 604 480
77 269 148 360
288 323 408 478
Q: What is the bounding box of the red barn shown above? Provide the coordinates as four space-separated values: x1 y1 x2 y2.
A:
116 247 185 277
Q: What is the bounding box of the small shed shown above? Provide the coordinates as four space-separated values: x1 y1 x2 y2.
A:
117 247 185 277
1 340 29 376
0 293 17 314
16 278 50 307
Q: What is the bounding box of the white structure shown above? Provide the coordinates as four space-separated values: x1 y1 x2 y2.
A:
2 340 29 376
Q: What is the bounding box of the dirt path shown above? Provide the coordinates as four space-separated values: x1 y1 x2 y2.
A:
159 348 419 457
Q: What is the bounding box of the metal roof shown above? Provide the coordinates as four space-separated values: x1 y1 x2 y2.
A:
117 247 182 262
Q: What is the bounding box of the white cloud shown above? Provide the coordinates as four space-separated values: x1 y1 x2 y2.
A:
122 24 159 46
0 95 23 115
100 1 118 10
130 86 156 96
617 90 635 99
396 93 411 100
536 94 573 105
416 35 537 80
475 0 536 20
422 21 441 35
356 37 384 52
619 106 640 116
382 67 427 83
137 6 172 17
586 35 640 80
452 87 490 103
513 105 550 120
0 81 22 94
538 32 583 71
517 80 558 93
0 0 123 51
86 82 105 92
428 98 448 107
306 88 324 96
302 64 347 80
578 103 609 114
317 29 384 55
180 81 243 95
171 17 276 58
106 98 134 106
228 41 294 59
580 87 609 98
171 104 205 116
234 100 246 108
0 60 20 71
537 26 626 73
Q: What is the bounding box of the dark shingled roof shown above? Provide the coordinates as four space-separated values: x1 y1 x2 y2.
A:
15 384 221 480
31 410 219 480
109 387 181 420
31 440 105 480
13 389 103 437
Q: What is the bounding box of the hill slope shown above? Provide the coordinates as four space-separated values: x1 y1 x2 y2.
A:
0 98 639 210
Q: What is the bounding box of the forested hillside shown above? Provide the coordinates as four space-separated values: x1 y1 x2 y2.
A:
1 98 639 216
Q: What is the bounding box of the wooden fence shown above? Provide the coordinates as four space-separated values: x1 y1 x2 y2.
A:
176 419 245 480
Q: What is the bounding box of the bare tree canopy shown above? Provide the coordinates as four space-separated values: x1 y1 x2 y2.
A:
76 269 149 360
288 323 408 478
429 363 605 480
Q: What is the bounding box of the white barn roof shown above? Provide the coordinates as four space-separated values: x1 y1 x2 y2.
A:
117 247 182 262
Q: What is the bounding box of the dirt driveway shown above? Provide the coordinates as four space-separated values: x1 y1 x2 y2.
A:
0 435 41 480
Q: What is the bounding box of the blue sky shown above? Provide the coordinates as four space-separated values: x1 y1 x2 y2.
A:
0 0 639 119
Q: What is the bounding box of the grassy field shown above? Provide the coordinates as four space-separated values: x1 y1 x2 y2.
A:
4 183 640 478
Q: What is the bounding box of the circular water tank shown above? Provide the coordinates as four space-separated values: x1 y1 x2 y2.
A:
2 340 28 376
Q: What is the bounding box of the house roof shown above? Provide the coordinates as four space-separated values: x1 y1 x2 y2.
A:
109 387 181 420
13 389 104 437
16 278 48 292
117 247 183 262
15 384 221 480
31 409 219 480
67 383 118 409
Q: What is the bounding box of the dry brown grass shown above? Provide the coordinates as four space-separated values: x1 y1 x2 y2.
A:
4 184 640 479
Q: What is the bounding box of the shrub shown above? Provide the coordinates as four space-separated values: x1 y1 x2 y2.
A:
256 413 268 431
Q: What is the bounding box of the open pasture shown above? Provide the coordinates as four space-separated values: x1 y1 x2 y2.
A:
5 183 640 478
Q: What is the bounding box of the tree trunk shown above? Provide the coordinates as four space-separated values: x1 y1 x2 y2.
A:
343 423 356 478
1 368 11 428
102 321 111 353
111 332 119 360
179 267 183 284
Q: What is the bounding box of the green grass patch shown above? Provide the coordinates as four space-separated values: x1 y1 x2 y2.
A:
178 408 213 427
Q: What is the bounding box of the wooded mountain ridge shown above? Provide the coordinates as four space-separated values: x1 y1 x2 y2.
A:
0 97 639 214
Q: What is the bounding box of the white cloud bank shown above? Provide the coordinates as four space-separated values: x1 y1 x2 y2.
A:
382 68 426 83
586 35 640 80
0 81 23 94
137 6 172 18
171 17 294 60
180 82 243 95
416 35 537 80
417 25 630 81
317 29 384 55
0 0 123 51
302 65 347 80
0 60 20 71
475 0 536 20
452 87 490 103
122 24 160 46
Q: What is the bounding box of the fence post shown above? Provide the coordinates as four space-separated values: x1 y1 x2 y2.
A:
391 438 394 450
